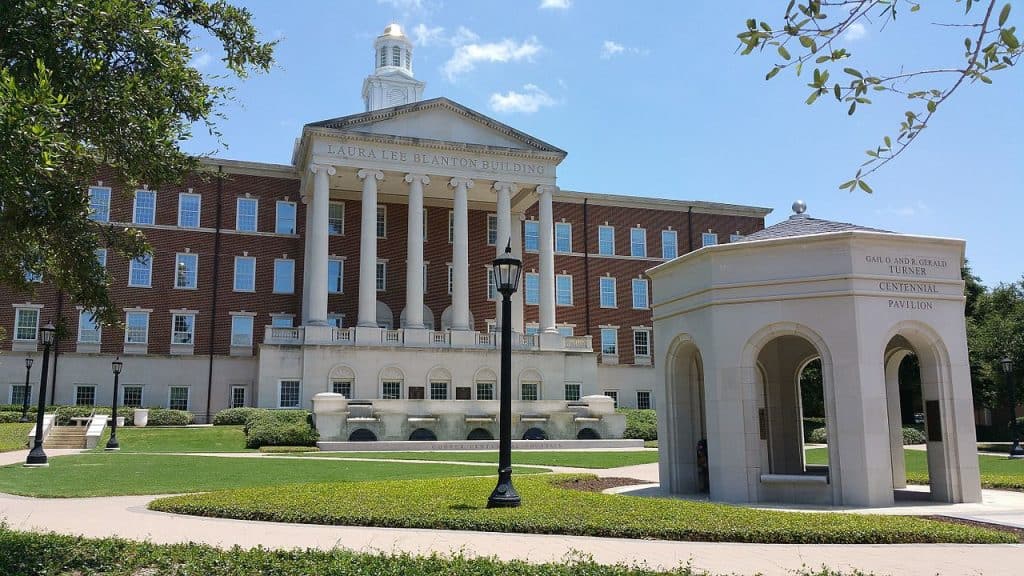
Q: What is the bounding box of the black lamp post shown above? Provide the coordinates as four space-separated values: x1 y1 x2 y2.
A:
1003 357 1023 459
488 242 522 508
19 357 34 423
106 357 123 451
25 323 55 467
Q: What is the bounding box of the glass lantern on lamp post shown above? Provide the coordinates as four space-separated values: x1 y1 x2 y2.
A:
107 357 123 450
25 323 56 467
19 357 34 423
487 242 523 508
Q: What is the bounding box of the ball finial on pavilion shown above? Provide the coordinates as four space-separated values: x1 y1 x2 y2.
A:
792 200 807 215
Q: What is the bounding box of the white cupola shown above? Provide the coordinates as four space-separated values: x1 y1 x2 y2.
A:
362 23 425 111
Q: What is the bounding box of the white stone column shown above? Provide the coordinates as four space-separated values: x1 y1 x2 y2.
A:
536 185 557 334
306 164 335 325
301 194 313 325
404 173 429 329
492 181 518 329
357 169 384 328
510 211 525 333
449 177 473 331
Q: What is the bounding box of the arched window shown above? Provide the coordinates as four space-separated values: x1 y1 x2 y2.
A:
379 47 387 67
392 45 401 66
380 366 404 399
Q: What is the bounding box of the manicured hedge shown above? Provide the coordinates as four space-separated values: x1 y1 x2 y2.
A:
809 427 828 444
802 417 826 442
144 408 195 426
244 410 318 449
259 445 321 453
617 409 657 441
54 405 111 425
0 411 25 424
212 407 263 426
149 474 1013 544
809 427 926 445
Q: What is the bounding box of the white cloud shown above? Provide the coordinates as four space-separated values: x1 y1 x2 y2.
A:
443 36 542 81
412 23 445 46
489 84 557 114
875 202 930 217
600 40 624 59
190 52 212 70
540 0 571 9
450 26 479 46
844 21 868 41
377 0 424 10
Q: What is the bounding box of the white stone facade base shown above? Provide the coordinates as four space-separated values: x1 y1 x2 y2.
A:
354 326 383 345
538 332 564 351
317 439 643 451
402 328 430 347
448 330 477 347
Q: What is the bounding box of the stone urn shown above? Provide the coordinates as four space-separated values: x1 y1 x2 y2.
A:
133 408 149 427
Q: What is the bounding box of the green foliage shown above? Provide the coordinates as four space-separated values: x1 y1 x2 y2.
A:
212 407 263 426
54 405 111 425
144 408 195 426
0 412 25 424
799 359 825 418
243 410 318 449
809 427 829 444
295 450 660 469
0 423 32 452
150 474 1012 544
802 417 827 442
968 278 1024 410
259 445 321 454
902 427 927 445
91 425 249 453
806 447 1024 491
618 408 658 441
0 0 275 323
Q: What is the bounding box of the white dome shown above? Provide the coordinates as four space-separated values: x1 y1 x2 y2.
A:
381 23 404 37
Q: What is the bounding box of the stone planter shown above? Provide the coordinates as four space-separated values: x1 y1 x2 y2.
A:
133 408 149 427
116 416 125 427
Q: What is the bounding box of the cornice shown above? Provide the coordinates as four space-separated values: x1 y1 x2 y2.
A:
554 189 773 218
197 157 299 179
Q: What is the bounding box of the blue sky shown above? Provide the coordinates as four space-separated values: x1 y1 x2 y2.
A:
182 0 1022 286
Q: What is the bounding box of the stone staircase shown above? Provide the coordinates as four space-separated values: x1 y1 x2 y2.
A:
43 426 88 449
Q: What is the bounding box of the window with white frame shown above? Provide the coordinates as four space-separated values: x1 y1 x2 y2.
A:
448 211 454 243
636 390 652 410
75 385 96 406
476 381 495 400
273 259 295 294
430 381 449 400
729 232 744 242
422 208 427 241
376 205 387 238
380 46 387 66
95 248 107 268
133 190 156 225
10 384 29 406
14 308 39 341
381 380 402 400
662 230 678 259
554 222 572 253
599 276 617 308
486 267 497 301
122 386 143 408
598 225 615 255
327 313 344 328
524 272 539 305
328 201 344 235
331 379 352 398
169 386 190 410
230 386 247 408
632 278 649 309
233 256 255 292
177 193 201 228
23 268 42 283
447 264 453 294
275 201 297 234
391 45 401 66
271 315 293 328
88 186 111 222
236 197 258 232
129 255 152 287
328 259 343 294
604 390 619 408
564 383 581 402
601 328 618 355
278 380 300 408
634 329 651 358
78 310 100 343
376 260 386 291
520 382 539 401
555 274 573 306
230 315 254 347
557 325 574 337
125 311 149 344
422 264 428 294
486 214 498 245
524 220 539 251
171 313 195 345
702 232 718 247
174 253 198 289
630 227 647 257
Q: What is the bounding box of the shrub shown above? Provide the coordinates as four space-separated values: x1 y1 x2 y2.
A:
809 427 828 444
244 410 318 449
212 407 263 426
902 427 926 445
259 445 320 453
618 408 657 441
0 412 25 424
802 417 826 442
54 405 112 425
144 408 194 426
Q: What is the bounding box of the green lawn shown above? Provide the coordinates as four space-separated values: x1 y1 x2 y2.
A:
90 425 251 453
296 450 659 468
0 454 547 497
0 423 31 453
149 473 1013 544
806 447 1024 490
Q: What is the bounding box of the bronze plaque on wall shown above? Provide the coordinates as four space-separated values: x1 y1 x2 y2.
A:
926 400 942 442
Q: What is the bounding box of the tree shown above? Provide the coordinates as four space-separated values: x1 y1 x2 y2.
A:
738 1 1021 192
968 278 1024 408
0 0 275 325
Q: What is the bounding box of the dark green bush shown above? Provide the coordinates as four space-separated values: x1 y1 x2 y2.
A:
144 408 194 426
0 411 25 424
212 407 263 426
809 427 828 444
802 417 826 442
258 445 320 453
54 405 111 425
618 408 657 441
901 427 926 445
244 410 317 449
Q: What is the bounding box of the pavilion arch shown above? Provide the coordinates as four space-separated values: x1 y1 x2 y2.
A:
376 301 394 329
661 333 708 494
378 365 406 399
400 304 435 330
327 364 357 397
441 305 475 331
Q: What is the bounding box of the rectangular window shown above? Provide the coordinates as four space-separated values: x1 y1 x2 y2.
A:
662 230 678 259
10 385 29 406
487 267 497 301
14 308 39 341
78 310 100 343
174 253 198 289
554 222 572 253
271 315 293 328
729 233 744 242
604 390 619 408
702 232 718 247
408 386 425 400
236 198 258 232
75 385 96 406
276 201 297 234
524 220 539 252
521 382 539 401
274 259 295 294
423 264 428 294
637 391 652 410
564 383 581 402
278 381 300 409
230 386 247 408
233 256 256 292
382 380 402 400
447 265 453 295
376 205 386 238
601 328 618 355
634 330 651 358
122 386 143 408
524 273 539 305
476 381 495 400
632 278 649 309
430 381 448 400
88 186 111 222
525 325 539 336
129 255 152 287
392 45 401 66
556 274 573 306
376 261 386 291
327 314 344 328
448 211 454 244
598 225 615 255
171 313 195 345
630 228 647 257
328 201 344 235
125 311 149 344
24 269 42 283
133 190 156 225
231 315 254 347
328 259 343 294
177 193 201 228
599 277 617 308
557 325 574 337
95 248 107 268
422 209 428 241
169 386 190 411
332 380 352 398
487 214 498 245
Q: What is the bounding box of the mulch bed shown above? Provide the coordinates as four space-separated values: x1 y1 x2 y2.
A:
923 515 1024 542
555 477 649 493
